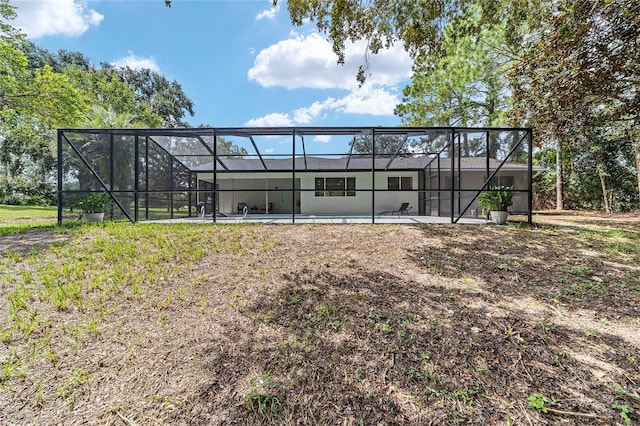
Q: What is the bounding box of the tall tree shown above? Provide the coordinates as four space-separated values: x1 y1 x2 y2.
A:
83 105 137 129
64 66 162 128
508 0 640 209
0 34 87 203
103 65 195 127
395 5 510 134
275 0 546 83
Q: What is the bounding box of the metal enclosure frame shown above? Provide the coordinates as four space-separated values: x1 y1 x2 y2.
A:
57 126 534 224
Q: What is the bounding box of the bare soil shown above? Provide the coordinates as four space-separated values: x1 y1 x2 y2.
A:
1 212 639 425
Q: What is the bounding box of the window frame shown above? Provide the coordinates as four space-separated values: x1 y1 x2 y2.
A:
314 177 356 197
388 176 413 191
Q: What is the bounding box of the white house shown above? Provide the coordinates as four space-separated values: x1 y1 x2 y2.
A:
192 156 536 217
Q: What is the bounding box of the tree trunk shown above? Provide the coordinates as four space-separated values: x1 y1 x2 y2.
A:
596 163 611 213
556 146 564 210
635 139 640 204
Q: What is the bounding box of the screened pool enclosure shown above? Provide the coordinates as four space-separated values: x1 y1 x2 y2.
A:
57 127 534 224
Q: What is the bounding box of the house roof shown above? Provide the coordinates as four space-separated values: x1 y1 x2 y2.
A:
190 156 540 173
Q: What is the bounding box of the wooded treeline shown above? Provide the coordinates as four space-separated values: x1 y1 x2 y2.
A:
283 0 640 212
1 0 638 211
0 0 195 205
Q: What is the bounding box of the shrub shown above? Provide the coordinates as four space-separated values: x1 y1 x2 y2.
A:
477 186 514 213
78 193 111 214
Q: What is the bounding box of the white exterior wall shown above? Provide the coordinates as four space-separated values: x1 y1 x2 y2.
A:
300 171 419 215
198 169 529 216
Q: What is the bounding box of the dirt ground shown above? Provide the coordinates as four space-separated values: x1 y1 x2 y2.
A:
1 211 639 425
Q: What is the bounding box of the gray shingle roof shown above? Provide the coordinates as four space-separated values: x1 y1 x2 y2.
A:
190 156 538 173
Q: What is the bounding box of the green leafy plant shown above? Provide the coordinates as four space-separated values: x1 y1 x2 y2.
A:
528 392 556 413
246 373 282 416
614 384 634 397
477 185 514 213
78 193 110 214
612 403 631 425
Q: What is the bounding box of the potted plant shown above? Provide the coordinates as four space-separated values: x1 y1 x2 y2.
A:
477 185 514 225
79 192 110 222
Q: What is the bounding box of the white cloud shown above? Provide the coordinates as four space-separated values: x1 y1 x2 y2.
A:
256 6 278 20
265 148 275 153
314 135 332 144
327 86 400 116
293 100 327 124
245 30 409 127
12 0 103 38
111 51 160 72
245 113 294 127
245 86 400 128
294 86 400 120
248 32 412 90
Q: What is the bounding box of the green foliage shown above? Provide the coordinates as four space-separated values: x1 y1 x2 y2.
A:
78 193 111 214
0 0 17 35
396 5 510 128
57 368 90 404
508 0 640 211
611 403 631 425
278 0 640 214
83 105 138 129
348 133 409 155
246 373 283 416
0 37 87 204
477 186 514 213
64 66 162 128
103 65 195 127
528 392 555 413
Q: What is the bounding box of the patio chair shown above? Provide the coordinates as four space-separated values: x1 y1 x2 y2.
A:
392 202 412 215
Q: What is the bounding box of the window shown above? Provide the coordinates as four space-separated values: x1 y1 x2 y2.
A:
388 177 399 191
315 177 356 197
346 177 356 197
315 178 324 197
401 177 413 190
489 175 514 188
388 176 413 190
326 177 344 196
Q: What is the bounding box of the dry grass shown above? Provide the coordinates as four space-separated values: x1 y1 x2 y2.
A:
0 213 639 425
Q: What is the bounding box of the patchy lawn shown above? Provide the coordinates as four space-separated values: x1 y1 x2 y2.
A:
0 213 639 425
0 204 59 237
0 204 57 221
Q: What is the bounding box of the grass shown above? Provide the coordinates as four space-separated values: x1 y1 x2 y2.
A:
0 204 58 236
0 204 58 221
0 210 639 424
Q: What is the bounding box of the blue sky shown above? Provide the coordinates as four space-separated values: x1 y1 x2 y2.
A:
11 0 414 141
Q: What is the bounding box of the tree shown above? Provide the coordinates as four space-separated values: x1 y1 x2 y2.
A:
64 66 163 128
273 0 548 84
217 137 248 157
196 125 249 157
0 0 18 37
18 44 195 128
83 105 137 129
348 133 409 156
508 0 640 210
1 36 87 204
19 40 93 73
396 6 510 129
102 65 195 127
